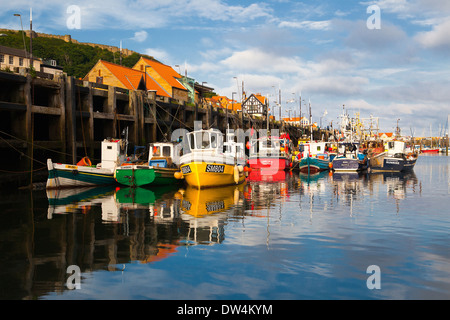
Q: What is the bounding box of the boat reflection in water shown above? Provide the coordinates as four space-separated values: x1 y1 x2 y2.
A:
46 185 117 218
294 170 420 217
178 183 246 245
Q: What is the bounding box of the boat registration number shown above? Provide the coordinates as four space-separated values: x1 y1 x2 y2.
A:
181 165 192 174
205 164 225 173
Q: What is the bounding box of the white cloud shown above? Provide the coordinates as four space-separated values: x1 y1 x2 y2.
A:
278 20 331 30
144 48 171 63
415 19 450 50
220 48 307 74
131 30 148 43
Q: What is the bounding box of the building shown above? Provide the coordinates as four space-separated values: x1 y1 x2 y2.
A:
241 93 268 117
83 60 170 99
0 45 43 72
282 116 310 126
378 132 394 141
133 57 189 103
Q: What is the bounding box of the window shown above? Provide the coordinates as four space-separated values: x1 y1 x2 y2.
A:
19 58 23 66
163 146 171 157
0 54 4 63
9 56 13 64
210 133 217 148
152 146 161 157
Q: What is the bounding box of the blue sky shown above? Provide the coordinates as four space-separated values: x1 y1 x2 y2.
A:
1 0 450 136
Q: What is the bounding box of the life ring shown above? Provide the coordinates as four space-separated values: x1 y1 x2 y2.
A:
77 156 92 166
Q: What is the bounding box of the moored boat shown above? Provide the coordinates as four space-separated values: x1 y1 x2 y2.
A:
177 128 247 188
331 142 368 172
369 140 418 172
248 134 292 172
295 141 331 174
420 148 439 154
114 142 181 187
46 138 127 189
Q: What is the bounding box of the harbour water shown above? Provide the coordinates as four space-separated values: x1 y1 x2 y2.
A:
0 154 448 300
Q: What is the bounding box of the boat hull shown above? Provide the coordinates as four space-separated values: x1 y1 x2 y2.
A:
248 156 290 171
180 162 245 188
421 149 439 154
370 157 417 172
299 156 330 174
46 159 115 189
331 158 360 171
115 165 178 187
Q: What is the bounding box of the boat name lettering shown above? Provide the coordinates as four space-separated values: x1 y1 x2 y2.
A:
205 164 225 173
65 165 77 169
386 160 400 164
181 165 192 174
182 200 191 211
206 201 225 212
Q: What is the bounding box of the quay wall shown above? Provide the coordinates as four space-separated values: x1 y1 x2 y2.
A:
0 71 311 187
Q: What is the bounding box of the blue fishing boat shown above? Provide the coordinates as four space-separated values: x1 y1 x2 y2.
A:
296 142 332 174
331 142 368 172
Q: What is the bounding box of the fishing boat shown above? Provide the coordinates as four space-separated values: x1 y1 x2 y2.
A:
369 140 418 172
420 147 439 154
114 142 181 187
46 138 127 189
331 142 368 172
177 128 247 188
295 141 332 174
248 134 292 172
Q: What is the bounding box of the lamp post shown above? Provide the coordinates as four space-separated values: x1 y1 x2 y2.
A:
13 14 27 61
29 8 33 72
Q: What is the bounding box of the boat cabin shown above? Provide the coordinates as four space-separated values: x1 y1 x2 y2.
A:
251 136 289 158
100 139 127 169
186 129 245 160
385 140 406 156
298 142 330 158
149 142 179 168
187 129 223 151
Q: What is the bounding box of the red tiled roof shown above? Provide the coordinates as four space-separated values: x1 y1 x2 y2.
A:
100 60 170 97
140 57 187 91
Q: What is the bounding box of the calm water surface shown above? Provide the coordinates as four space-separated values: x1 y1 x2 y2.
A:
0 154 449 300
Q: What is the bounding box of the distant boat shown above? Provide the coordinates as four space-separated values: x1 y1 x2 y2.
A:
114 142 181 187
46 138 128 189
178 128 247 188
420 148 439 154
369 140 418 172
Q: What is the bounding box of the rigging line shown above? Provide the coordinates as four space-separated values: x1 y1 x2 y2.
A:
77 86 88 158
154 101 194 130
0 135 47 166
0 130 98 161
146 101 171 140
0 166 46 173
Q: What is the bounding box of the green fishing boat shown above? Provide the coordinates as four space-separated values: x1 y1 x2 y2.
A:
115 142 181 187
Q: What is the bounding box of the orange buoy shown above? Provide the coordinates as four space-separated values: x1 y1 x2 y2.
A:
77 156 92 166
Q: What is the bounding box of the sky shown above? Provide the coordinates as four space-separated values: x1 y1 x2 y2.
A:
1 0 450 136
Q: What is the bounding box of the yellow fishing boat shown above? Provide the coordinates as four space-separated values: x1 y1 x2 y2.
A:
176 129 247 188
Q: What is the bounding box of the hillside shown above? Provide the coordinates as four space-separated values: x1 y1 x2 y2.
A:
0 30 157 78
